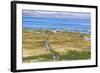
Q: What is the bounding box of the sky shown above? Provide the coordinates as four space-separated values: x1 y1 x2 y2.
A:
22 10 91 30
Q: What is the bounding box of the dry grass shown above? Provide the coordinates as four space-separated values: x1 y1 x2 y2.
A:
22 29 91 63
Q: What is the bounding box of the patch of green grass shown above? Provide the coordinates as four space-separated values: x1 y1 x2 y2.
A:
23 50 91 63
84 34 91 38
61 50 91 60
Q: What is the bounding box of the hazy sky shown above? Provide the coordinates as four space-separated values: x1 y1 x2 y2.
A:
22 10 91 29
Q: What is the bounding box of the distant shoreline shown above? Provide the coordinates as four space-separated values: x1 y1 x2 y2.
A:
23 27 90 34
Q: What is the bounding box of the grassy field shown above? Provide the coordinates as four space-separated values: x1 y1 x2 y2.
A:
22 29 91 63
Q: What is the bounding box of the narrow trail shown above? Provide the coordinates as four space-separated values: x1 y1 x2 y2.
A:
44 39 61 61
